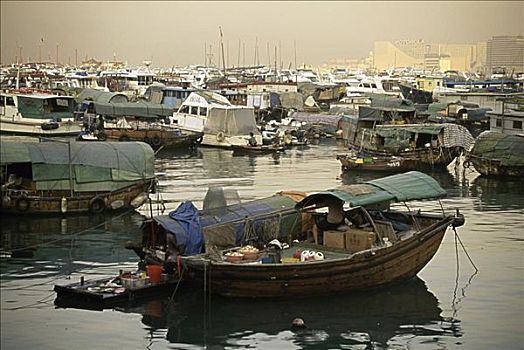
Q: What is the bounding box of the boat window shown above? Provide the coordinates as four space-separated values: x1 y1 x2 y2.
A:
3 96 15 106
179 105 190 114
191 106 199 115
199 107 207 116
513 120 522 130
371 84 377 88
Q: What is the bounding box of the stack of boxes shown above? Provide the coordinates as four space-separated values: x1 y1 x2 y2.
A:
323 227 376 252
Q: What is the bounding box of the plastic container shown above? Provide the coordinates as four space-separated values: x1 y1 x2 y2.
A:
121 276 149 290
147 264 163 284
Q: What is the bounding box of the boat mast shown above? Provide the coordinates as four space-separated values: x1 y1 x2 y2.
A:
219 26 226 75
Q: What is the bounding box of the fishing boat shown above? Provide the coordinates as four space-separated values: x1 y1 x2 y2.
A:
0 140 155 214
339 121 475 171
337 151 408 172
337 96 475 171
137 171 464 298
465 100 524 177
0 91 82 136
466 131 524 177
77 99 204 149
231 144 285 155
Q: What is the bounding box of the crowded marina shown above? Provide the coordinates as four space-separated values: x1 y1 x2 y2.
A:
2 1 524 349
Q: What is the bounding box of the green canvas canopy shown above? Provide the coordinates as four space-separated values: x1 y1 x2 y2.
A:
1 140 155 192
75 89 128 104
470 132 524 166
296 171 447 208
93 101 173 119
17 95 75 120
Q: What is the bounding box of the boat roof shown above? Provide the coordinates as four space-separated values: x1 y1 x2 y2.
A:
296 171 446 208
1 140 154 175
1 93 72 99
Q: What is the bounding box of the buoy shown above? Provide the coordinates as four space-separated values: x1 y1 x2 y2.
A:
292 318 305 328
110 199 125 210
60 196 67 213
130 192 149 208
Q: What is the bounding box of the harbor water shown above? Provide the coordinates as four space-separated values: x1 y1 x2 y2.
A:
1 139 523 349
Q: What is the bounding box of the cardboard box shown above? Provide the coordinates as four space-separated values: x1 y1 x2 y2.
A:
323 230 346 249
345 228 376 253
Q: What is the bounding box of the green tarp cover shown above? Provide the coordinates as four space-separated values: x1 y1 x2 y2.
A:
470 132 524 166
75 89 128 104
370 96 415 111
1 140 155 191
427 103 448 114
296 171 447 208
93 101 173 118
374 124 473 151
279 92 304 110
17 96 74 120
375 124 445 137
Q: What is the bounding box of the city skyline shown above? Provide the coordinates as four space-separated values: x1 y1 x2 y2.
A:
1 1 522 67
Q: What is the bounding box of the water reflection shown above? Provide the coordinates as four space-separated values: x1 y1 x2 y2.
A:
0 211 145 279
119 277 460 349
469 175 524 211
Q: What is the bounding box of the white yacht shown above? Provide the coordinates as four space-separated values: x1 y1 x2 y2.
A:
171 91 261 148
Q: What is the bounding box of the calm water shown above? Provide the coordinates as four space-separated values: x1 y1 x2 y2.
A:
1 139 523 349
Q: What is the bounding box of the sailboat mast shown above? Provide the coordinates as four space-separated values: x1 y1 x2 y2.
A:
219 26 226 75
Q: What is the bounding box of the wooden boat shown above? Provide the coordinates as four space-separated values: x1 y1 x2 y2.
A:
76 99 203 149
54 274 181 310
96 125 203 150
466 131 524 177
0 140 156 214
339 99 475 170
337 152 408 172
139 172 464 298
231 144 285 155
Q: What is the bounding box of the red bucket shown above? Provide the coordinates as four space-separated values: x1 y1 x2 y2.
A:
146 264 162 284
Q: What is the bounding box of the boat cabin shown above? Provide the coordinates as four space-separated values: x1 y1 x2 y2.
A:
0 92 75 122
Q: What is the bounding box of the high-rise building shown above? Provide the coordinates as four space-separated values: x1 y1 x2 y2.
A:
486 36 524 75
373 39 486 72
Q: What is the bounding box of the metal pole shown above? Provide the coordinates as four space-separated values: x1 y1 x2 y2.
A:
68 141 74 197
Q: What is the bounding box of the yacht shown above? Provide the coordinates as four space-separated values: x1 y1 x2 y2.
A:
171 91 261 148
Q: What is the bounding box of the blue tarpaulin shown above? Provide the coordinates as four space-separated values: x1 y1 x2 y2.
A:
153 195 303 255
161 201 204 256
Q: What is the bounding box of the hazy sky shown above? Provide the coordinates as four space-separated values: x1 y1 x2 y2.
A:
1 1 523 67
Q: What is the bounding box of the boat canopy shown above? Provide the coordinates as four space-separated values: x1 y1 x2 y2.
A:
470 132 524 166
17 95 75 120
75 89 128 104
203 107 260 136
153 193 307 255
93 101 173 119
1 141 155 192
375 123 475 150
296 171 447 208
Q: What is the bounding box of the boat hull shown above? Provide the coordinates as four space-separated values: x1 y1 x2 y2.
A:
0 118 82 137
468 155 524 177
98 128 203 149
0 180 153 215
181 215 453 298
338 147 459 172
